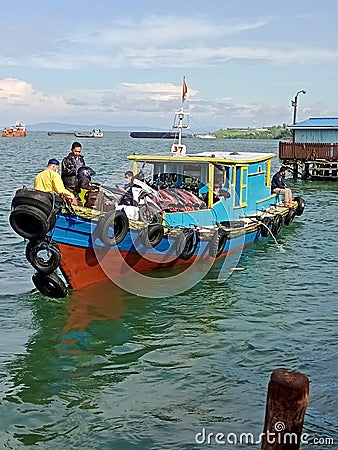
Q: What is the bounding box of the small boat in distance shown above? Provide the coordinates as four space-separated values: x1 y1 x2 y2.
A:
2 121 27 138
130 131 185 139
195 133 216 139
74 129 104 138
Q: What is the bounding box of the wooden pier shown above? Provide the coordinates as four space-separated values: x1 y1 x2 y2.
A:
279 142 338 180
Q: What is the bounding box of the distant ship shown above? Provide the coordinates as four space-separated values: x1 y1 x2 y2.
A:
47 131 76 136
130 131 186 139
195 133 216 139
47 129 104 138
2 121 27 138
74 129 104 138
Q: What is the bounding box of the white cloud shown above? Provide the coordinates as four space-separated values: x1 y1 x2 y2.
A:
0 78 333 129
0 78 70 122
2 15 337 70
70 16 269 47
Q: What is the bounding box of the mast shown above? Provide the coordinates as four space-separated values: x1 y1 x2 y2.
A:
171 77 189 155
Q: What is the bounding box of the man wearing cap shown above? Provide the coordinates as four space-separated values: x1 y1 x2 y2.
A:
34 159 77 204
271 166 293 206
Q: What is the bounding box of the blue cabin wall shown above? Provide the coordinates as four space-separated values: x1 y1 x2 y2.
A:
241 161 274 213
295 129 338 143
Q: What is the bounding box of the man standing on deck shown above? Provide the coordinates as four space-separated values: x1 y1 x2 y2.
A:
34 159 77 204
271 166 293 206
61 141 85 196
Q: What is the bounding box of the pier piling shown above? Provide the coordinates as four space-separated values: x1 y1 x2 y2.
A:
261 368 309 450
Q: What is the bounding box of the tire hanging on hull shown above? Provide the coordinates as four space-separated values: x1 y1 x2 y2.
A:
96 210 129 246
293 196 305 216
271 214 283 236
284 208 297 226
26 239 61 275
9 188 56 241
177 229 199 260
260 217 272 237
11 188 54 215
139 224 164 249
32 272 68 298
209 228 228 258
9 205 56 241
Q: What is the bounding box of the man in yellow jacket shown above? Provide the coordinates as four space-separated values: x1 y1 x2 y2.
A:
34 158 77 204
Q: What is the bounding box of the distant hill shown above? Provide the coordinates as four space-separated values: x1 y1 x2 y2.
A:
26 122 170 132
214 125 291 140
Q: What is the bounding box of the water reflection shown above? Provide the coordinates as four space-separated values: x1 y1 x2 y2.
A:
6 281 132 406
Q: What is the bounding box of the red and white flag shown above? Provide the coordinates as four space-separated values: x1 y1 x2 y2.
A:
182 77 188 102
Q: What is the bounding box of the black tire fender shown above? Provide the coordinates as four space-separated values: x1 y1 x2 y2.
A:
32 272 68 298
284 208 297 226
271 214 283 236
97 210 129 246
177 229 199 260
9 205 49 240
293 196 305 216
139 224 164 249
48 210 57 231
209 228 228 258
11 188 54 216
26 239 61 275
260 216 272 237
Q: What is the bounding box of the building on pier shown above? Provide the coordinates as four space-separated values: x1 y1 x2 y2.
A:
279 118 338 180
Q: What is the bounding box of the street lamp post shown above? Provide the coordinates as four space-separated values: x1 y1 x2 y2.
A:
291 90 306 142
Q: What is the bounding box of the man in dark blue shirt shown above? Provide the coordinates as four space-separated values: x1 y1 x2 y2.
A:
271 166 293 206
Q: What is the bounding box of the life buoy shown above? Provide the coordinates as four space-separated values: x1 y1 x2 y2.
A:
271 214 283 236
9 205 50 240
139 224 164 249
209 228 227 258
96 210 129 246
32 272 68 298
177 228 199 260
26 239 61 275
260 216 272 237
284 208 297 226
293 196 305 216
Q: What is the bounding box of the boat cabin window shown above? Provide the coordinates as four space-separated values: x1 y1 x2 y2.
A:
155 163 204 189
234 165 248 207
182 164 203 181
213 165 230 190
135 161 208 190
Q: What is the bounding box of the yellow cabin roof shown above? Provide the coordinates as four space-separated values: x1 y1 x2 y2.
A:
128 151 275 165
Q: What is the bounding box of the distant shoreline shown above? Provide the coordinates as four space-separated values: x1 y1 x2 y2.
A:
213 126 291 140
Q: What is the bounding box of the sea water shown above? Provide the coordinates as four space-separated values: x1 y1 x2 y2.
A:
0 133 337 449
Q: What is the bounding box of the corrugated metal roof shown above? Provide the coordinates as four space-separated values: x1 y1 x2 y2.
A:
291 117 338 128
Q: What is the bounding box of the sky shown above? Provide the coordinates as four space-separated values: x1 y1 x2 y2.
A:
1 0 338 131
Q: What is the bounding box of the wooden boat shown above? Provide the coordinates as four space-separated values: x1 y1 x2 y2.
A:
74 129 104 138
2 121 26 137
8 82 305 299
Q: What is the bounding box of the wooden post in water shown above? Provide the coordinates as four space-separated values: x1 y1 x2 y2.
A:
261 369 309 450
